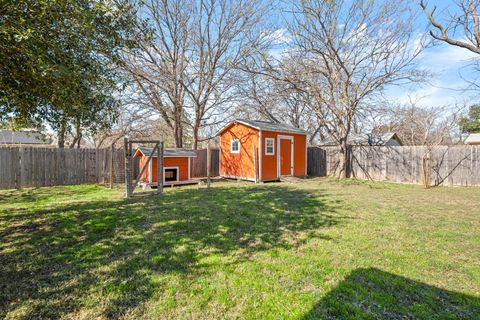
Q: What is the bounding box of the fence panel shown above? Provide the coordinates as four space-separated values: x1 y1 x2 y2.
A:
307 145 480 187
0 146 220 189
307 147 326 176
1 146 479 189
0 147 121 189
190 149 220 178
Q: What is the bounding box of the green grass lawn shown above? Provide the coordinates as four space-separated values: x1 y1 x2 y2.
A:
0 178 479 319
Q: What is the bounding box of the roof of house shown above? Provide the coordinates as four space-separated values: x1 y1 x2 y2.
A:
218 119 308 135
135 147 197 158
320 132 402 146
0 129 52 145
465 133 480 144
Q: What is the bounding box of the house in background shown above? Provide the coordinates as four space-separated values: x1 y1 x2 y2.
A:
218 119 307 182
319 132 403 147
465 133 480 145
134 147 197 186
0 129 52 146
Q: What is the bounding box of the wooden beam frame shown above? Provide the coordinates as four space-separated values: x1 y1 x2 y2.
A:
124 138 163 197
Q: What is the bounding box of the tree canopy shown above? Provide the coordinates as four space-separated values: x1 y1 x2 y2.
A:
459 104 480 133
0 0 137 146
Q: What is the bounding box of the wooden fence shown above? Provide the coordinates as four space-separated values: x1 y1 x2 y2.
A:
307 145 480 187
0 147 126 189
0 147 219 189
307 147 327 177
2 145 479 189
190 149 220 178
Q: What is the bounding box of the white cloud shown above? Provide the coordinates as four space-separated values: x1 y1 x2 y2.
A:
261 28 292 45
393 88 461 107
386 43 479 107
418 43 478 73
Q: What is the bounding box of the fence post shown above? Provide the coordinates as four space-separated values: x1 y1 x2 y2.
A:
110 144 115 189
15 147 21 189
207 141 211 188
422 149 432 188
157 142 163 194
124 137 132 197
253 145 258 183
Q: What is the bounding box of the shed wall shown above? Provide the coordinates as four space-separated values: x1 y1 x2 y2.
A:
139 156 190 182
219 123 307 181
261 131 307 179
220 123 259 179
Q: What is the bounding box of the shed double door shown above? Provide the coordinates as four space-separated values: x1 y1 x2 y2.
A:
279 137 293 176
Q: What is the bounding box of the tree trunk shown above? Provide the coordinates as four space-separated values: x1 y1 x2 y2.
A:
57 117 68 148
192 121 200 150
69 137 78 149
69 116 82 148
173 121 183 148
339 138 349 179
422 151 432 188
77 134 81 148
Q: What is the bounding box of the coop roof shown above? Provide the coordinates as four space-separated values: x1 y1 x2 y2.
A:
135 147 197 158
218 119 308 135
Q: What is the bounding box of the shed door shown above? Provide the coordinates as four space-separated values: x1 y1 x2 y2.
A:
279 138 293 176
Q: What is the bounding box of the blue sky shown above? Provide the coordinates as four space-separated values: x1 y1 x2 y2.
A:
377 0 479 108
270 0 480 109
385 39 479 108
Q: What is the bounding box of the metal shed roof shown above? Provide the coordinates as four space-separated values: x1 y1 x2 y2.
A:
0 130 52 145
218 119 308 135
465 133 480 144
135 147 197 158
319 132 403 146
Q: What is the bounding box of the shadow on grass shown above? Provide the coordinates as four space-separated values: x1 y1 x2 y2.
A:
303 268 480 319
0 184 344 319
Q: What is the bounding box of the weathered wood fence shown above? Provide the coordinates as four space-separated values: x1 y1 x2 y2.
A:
0 147 127 189
0 147 219 189
307 145 480 187
190 149 220 178
2 145 478 189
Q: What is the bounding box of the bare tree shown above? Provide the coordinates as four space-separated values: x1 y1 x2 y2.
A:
238 55 324 145
281 0 425 178
85 87 173 148
420 0 480 54
122 0 271 149
373 99 459 146
373 97 463 188
122 0 191 147
421 0 480 91
183 0 272 149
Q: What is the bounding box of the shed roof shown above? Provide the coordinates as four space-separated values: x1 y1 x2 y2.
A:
218 119 308 135
135 147 197 158
319 132 402 146
465 133 480 144
0 129 52 145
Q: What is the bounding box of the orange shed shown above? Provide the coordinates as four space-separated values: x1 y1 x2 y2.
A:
218 119 307 182
134 147 197 186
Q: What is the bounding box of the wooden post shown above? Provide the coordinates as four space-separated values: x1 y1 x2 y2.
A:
110 144 115 189
253 145 258 183
157 142 164 194
131 142 158 192
124 137 132 197
422 149 432 189
207 140 211 188
129 141 133 190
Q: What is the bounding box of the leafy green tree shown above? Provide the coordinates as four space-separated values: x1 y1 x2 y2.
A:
0 0 137 147
459 104 480 133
